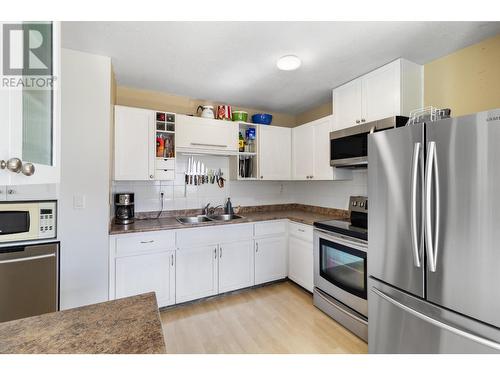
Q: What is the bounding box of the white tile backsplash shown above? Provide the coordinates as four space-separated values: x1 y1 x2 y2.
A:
112 156 367 212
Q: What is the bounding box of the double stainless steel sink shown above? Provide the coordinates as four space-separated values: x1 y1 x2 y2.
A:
176 214 244 225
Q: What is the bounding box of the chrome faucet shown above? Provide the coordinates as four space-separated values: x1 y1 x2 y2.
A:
202 203 222 216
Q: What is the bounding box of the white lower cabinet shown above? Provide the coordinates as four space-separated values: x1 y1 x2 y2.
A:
115 250 175 308
110 220 299 307
218 240 255 293
288 236 314 292
254 236 288 284
175 244 219 304
288 223 314 292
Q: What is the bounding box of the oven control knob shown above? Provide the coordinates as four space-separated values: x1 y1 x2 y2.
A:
360 202 364 207
352 201 357 206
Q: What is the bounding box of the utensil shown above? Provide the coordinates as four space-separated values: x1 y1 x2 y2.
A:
186 157 191 184
251 113 273 125
197 105 215 119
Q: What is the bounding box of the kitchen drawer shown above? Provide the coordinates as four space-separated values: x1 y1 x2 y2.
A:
115 231 176 257
155 158 175 170
289 222 313 242
176 223 253 247
155 169 175 180
254 220 287 237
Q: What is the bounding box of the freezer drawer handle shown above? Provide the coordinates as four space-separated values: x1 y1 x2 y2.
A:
425 141 440 272
372 287 500 351
0 253 55 265
410 142 422 268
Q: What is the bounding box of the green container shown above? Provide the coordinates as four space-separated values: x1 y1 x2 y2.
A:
232 111 248 122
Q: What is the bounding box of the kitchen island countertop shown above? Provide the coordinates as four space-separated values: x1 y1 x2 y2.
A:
0 292 166 354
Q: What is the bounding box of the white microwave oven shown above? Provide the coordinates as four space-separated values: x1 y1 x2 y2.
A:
0 201 57 244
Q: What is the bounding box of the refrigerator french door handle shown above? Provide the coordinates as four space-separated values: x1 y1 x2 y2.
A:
410 142 422 268
372 287 500 351
425 141 440 272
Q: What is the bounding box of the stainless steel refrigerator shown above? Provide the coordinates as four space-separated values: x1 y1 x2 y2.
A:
368 109 500 353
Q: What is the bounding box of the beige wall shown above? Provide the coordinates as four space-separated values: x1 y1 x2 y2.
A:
424 33 500 117
115 86 296 127
295 100 332 125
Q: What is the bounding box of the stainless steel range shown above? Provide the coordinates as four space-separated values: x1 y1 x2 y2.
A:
313 196 368 341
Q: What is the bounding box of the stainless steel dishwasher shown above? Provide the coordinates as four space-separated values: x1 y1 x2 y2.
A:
0 242 59 322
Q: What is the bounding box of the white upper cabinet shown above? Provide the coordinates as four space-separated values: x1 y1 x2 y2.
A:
114 105 155 181
312 116 336 180
292 116 351 181
332 79 363 130
176 115 238 154
259 125 291 180
361 60 400 122
0 22 61 185
292 122 315 180
332 58 423 129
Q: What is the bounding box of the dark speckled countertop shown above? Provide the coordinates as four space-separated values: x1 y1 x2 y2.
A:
0 293 166 354
110 204 349 235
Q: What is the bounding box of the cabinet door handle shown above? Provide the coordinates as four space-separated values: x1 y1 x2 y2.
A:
214 247 217 258
220 247 222 258
356 120 360 124
255 243 259 252
140 240 154 244
298 229 305 232
171 254 174 266
7 189 15 195
149 174 154 179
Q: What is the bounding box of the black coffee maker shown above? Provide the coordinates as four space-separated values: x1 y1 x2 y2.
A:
114 193 135 225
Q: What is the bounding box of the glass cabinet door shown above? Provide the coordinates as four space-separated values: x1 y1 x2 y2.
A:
7 22 60 185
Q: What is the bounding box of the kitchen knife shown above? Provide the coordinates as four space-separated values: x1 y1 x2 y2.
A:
186 157 190 185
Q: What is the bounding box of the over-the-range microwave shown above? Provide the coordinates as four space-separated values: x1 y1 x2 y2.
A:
330 116 408 168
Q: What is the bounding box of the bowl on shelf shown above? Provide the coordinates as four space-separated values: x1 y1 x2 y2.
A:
232 111 248 122
251 113 273 125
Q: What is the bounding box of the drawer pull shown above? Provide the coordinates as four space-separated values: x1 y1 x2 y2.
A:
140 240 155 244
298 229 305 232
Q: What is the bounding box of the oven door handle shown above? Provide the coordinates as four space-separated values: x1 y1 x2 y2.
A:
314 228 367 249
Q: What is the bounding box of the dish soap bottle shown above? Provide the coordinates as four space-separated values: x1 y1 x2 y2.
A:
239 132 245 152
224 197 234 214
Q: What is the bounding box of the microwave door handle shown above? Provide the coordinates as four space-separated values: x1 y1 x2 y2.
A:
410 142 422 268
425 141 439 272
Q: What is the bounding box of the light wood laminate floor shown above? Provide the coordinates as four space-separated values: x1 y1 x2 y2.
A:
160 281 367 354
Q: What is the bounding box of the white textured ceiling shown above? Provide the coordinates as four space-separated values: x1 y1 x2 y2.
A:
61 21 500 114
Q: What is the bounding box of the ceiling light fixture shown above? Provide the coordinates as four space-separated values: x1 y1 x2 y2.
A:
276 55 301 71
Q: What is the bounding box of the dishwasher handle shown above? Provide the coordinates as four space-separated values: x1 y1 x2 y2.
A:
0 253 56 264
